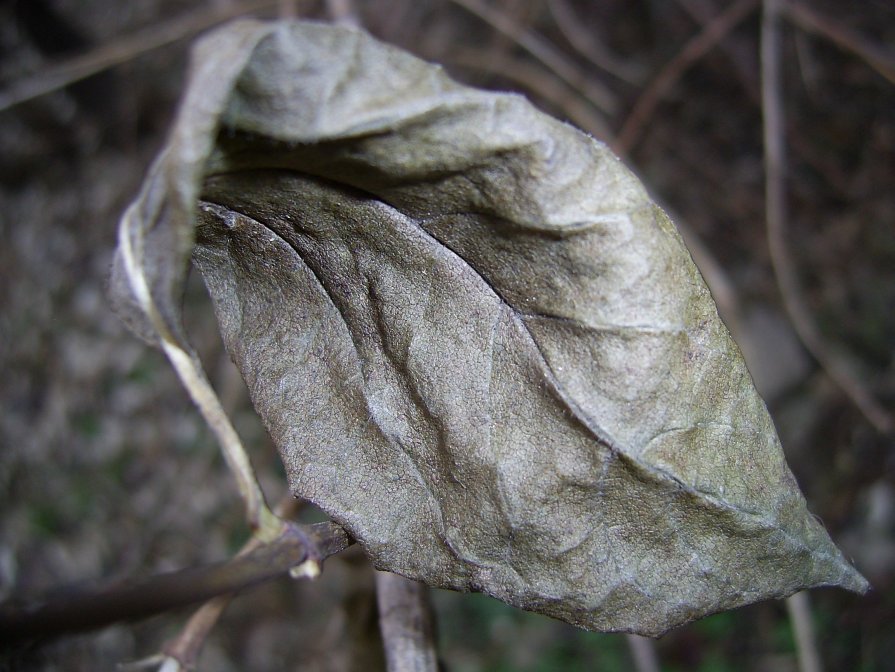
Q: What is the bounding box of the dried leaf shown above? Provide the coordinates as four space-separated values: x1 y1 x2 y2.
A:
111 20 867 636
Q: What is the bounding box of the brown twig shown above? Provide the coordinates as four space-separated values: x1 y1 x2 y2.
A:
161 597 232 671
786 591 823 672
449 0 618 115
375 571 439 672
674 0 859 195
0 0 284 113
761 0 894 434
325 0 361 27
278 0 299 19
614 0 760 156
158 495 307 670
626 634 661 672
675 0 761 98
481 0 534 62
781 0 895 86
0 521 351 649
547 0 646 84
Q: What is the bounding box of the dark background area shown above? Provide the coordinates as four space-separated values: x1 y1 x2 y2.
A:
0 1 892 670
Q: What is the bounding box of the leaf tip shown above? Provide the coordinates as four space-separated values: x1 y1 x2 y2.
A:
836 562 871 595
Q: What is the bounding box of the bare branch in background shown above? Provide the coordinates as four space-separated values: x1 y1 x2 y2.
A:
626 634 661 672
675 0 761 97
326 0 362 27
547 0 646 84
0 0 289 113
787 591 823 672
761 0 894 435
782 0 895 86
615 0 760 156
450 0 618 116
375 572 439 672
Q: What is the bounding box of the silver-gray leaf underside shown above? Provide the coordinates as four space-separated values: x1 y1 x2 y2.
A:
113 20 866 637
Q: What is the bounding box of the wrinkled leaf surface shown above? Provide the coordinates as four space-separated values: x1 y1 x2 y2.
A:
111 19 867 635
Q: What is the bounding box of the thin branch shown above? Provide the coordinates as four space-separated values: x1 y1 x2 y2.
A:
0 521 351 648
160 342 280 535
546 0 646 84
674 0 761 98
156 495 306 671
278 0 299 19
626 634 661 672
781 0 895 86
326 0 362 27
120 191 279 535
675 0 861 195
0 0 283 113
614 0 760 156
786 591 823 672
449 0 618 115
160 597 232 672
375 571 439 672
761 0 894 434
